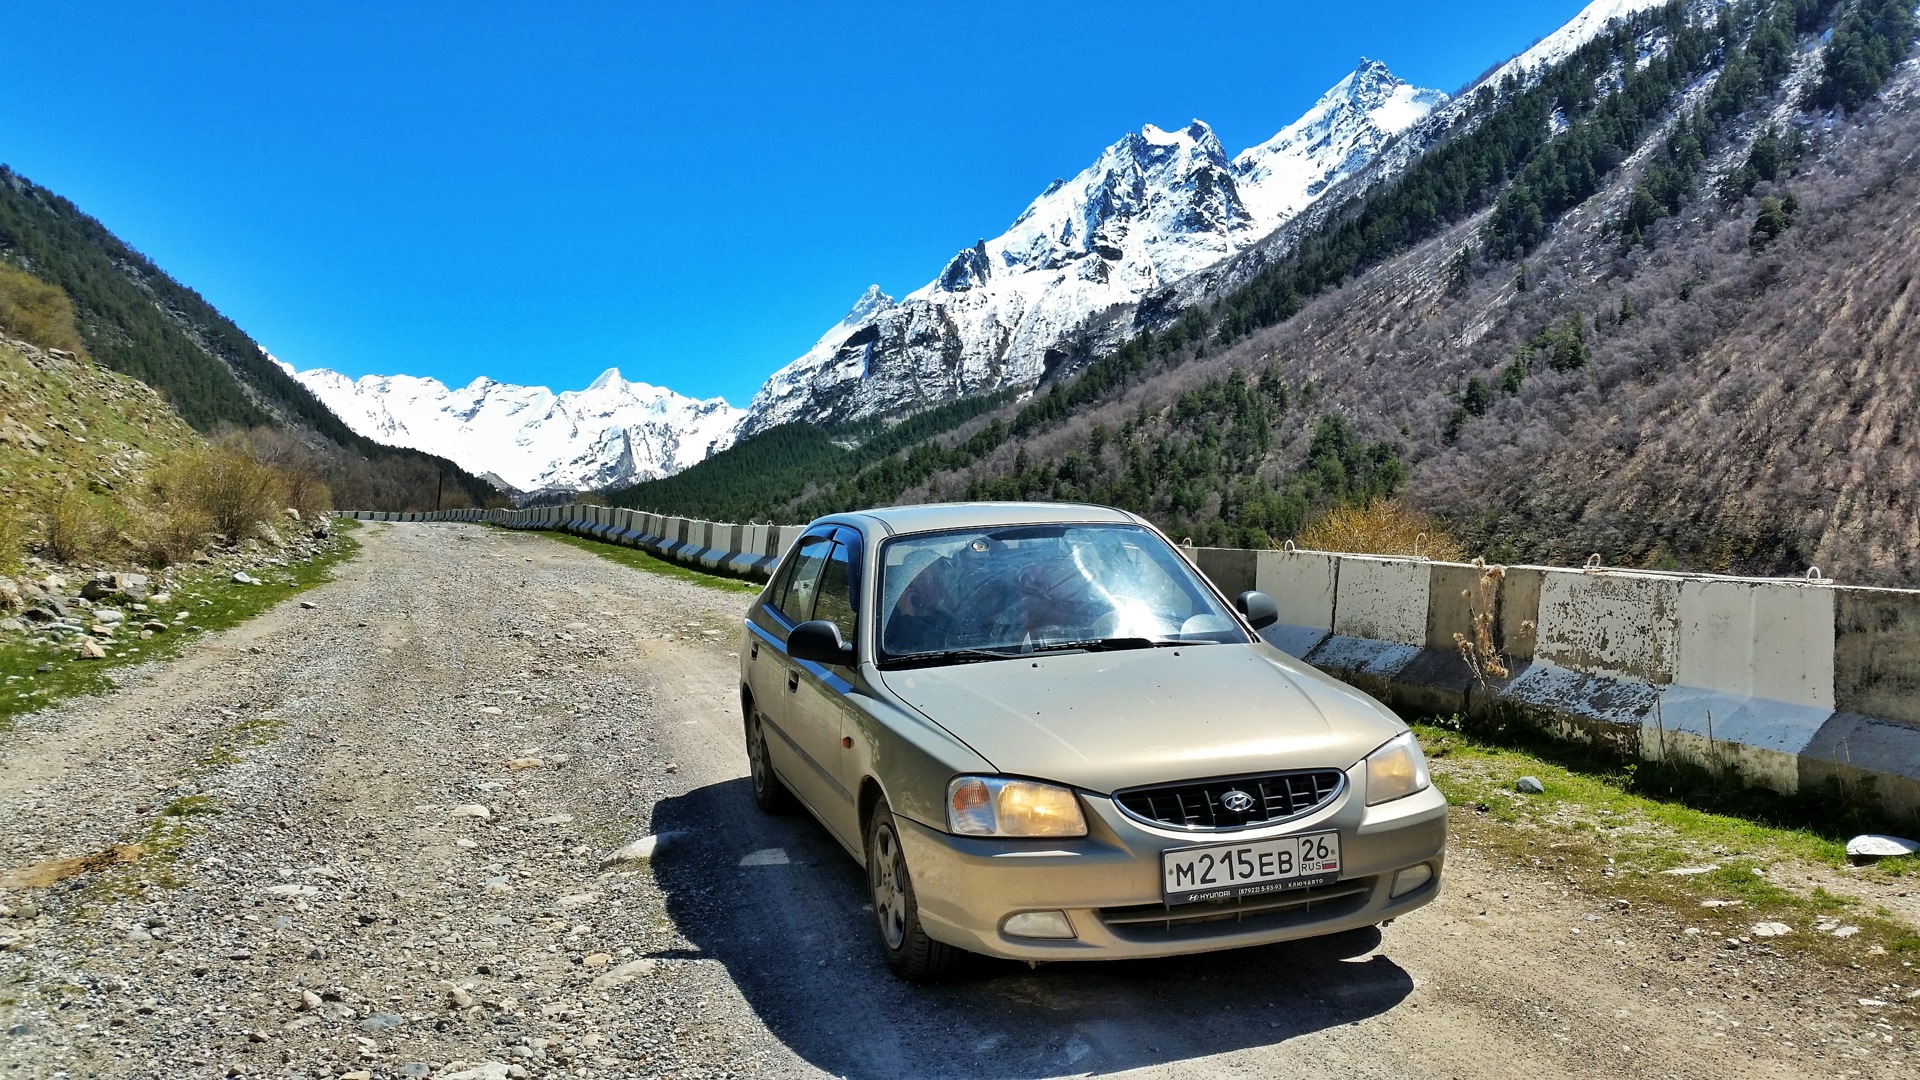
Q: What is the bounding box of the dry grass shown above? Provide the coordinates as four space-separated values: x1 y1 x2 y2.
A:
1454 558 1512 685
1297 499 1466 560
0 509 25 574
0 844 144 889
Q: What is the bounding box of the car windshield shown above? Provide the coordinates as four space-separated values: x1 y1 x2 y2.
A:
875 523 1249 664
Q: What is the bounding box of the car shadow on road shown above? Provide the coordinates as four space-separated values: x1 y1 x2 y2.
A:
649 779 1414 1079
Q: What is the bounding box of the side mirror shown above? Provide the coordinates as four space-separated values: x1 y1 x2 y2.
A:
1235 590 1280 632
788 620 855 666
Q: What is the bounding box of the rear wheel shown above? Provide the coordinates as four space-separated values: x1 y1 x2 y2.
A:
746 713 795 813
865 797 963 981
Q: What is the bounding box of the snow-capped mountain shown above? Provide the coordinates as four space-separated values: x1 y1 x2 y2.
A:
1489 0 1674 85
285 363 743 493
1233 60 1448 226
742 59 1447 433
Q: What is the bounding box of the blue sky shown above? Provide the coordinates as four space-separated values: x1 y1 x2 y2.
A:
4 1 1596 405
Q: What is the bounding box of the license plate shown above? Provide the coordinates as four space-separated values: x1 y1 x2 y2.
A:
1161 830 1341 905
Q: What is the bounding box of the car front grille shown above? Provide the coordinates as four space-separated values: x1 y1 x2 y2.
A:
1113 769 1346 831
1098 878 1375 940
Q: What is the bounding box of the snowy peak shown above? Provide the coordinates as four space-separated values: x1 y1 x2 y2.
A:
969 115 1255 290
743 61 1445 434
289 365 744 493
1487 0 1672 86
1232 59 1447 226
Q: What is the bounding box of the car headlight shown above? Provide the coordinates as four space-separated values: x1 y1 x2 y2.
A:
947 776 1088 837
1365 731 1431 805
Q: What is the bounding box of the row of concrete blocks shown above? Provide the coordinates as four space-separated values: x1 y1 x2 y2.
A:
338 509 1920 821
337 505 800 580
1193 547 1920 820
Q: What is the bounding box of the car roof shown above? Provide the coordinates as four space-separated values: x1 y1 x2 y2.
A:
816 501 1141 539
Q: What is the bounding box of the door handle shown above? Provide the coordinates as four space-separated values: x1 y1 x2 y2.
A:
787 669 799 693
750 639 758 660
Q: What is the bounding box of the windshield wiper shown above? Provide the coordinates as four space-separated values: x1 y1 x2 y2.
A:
881 646 1023 669
1028 637 1189 654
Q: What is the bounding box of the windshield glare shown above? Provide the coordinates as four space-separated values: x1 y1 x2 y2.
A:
876 523 1249 662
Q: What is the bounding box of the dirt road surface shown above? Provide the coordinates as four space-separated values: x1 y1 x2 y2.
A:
0 523 1911 1078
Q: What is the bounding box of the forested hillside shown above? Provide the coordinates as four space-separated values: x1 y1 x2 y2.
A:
608 0 1920 586
0 168 499 511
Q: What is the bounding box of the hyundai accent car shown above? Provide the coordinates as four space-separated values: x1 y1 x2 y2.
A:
738 502 1445 979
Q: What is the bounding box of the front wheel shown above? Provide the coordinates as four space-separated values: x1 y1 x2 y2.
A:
746 713 795 813
865 797 963 981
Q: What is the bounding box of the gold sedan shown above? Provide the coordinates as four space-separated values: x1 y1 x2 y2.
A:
740 502 1446 980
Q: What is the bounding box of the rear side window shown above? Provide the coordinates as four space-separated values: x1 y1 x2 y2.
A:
813 540 858 642
772 533 832 623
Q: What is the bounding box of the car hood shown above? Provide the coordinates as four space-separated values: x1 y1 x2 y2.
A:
878 644 1405 794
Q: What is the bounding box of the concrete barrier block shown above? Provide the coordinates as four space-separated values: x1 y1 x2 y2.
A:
660 518 689 556
727 523 769 575
1800 712 1920 819
1834 588 1920 728
704 523 742 568
1654 687 1833 794
1424 562 1488 652
1677 579 1835 709
1253 551 1336 657
1332 556 1428 647
1192 548 1256 597
1499 663 1655 758
1501 567 1544 661
1533 570 1679 684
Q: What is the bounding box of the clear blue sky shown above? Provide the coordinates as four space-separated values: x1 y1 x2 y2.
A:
4 1 1594 405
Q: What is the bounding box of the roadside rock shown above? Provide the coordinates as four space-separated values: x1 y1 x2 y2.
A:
81 572 150 603
1847 834 1920 859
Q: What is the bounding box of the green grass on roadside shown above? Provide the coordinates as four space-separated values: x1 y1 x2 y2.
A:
0 521 360 731
531 528 763 594
1416 718 1920 997
1413 720 1868 868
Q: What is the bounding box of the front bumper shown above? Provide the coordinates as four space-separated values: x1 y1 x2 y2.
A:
893 770 1447 961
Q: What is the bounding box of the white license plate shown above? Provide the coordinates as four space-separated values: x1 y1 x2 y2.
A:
1161 830 1341 905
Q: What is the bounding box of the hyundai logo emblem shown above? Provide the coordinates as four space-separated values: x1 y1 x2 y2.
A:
1219 789 1256 813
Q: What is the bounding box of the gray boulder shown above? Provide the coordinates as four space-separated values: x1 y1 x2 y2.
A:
81 572 151 603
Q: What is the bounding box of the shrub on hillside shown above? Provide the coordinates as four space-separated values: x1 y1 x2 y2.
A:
1298 500 1466 561
131 502 215 569
152 442 288 545
38 488 118 564
0 263 84 356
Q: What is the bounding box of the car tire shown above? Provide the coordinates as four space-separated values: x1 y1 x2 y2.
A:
746 713 796 814
865 797 963 981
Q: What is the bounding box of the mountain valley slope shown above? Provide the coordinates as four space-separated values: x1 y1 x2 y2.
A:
624 0 1920 586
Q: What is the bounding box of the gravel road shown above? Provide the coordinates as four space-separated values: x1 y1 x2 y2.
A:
0 522 1911 1079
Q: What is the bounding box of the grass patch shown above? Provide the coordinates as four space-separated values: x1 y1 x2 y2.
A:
0 521 360 732
1420 718 1920 1009
532 528 761 594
